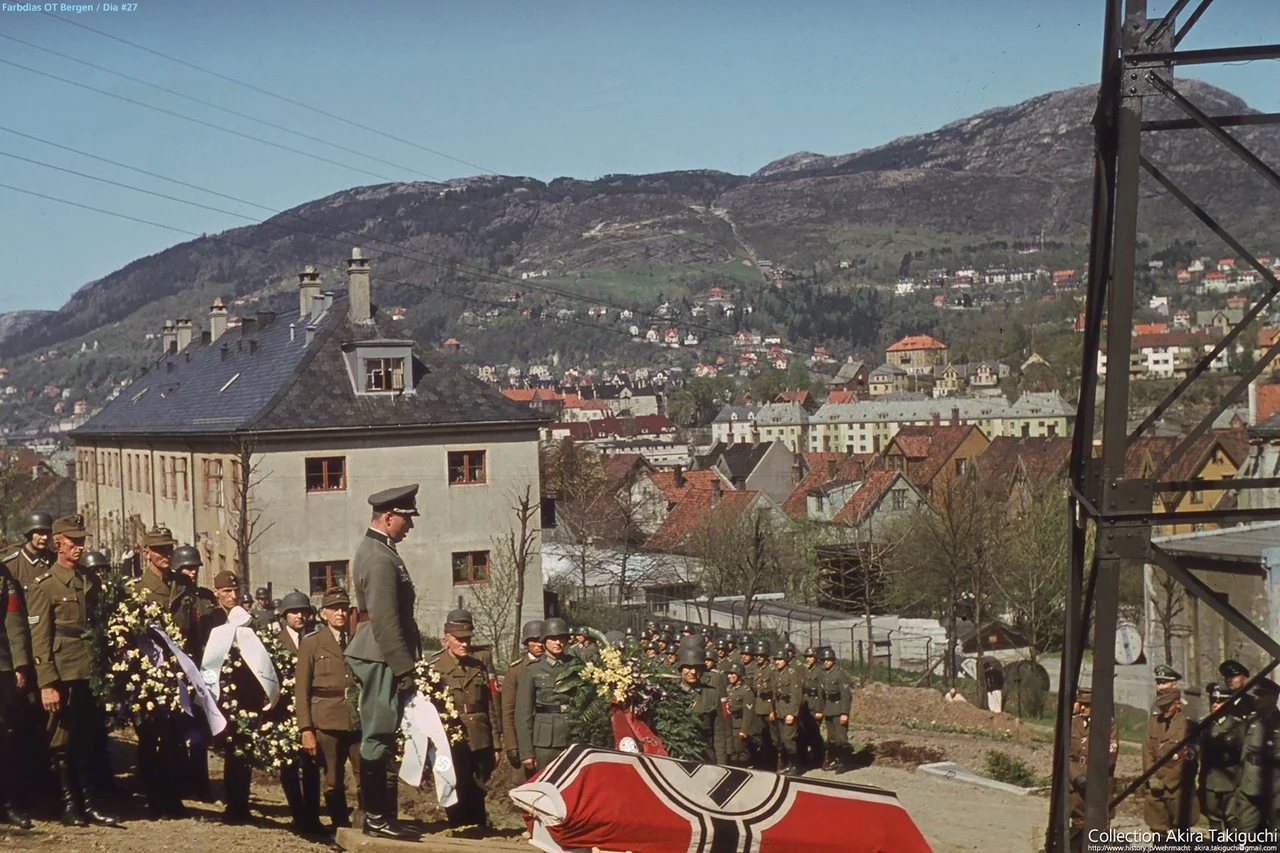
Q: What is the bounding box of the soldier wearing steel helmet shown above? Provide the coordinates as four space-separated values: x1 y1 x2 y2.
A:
276 590 323 834
797 645 823 769
723 660 760 767
3 510 54 593
769 647 803 775
676 644 727 765
816 648 852 772
502 620 544 775
515 617 573 773
751 642 776 769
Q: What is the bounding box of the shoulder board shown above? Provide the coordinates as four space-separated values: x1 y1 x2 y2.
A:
2 550 18 564
33 571 52 584
509 658 524 668
428 650 444 662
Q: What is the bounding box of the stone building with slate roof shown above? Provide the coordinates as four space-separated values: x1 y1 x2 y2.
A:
71 251 546 631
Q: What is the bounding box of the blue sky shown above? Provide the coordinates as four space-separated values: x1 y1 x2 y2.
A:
0 0 1277 311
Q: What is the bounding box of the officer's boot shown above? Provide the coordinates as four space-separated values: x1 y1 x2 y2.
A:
54 755 88 827
359 756 418 841
325 790 351 829
281 764 306 831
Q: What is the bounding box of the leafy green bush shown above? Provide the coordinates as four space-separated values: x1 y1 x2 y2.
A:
984 750 1036 787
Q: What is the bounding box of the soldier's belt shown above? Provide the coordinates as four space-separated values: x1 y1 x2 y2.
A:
732 710 744 718
54 626 83 638
758 691 773 699
823 692 841 701
803 688 819 697
778 694 792 702
536 704 570 714
459 703 485 714
311 688 346 699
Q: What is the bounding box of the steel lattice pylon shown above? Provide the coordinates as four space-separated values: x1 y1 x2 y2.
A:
1051 1 1280 850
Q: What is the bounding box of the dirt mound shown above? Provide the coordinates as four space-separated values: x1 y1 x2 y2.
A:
851 683 1033 744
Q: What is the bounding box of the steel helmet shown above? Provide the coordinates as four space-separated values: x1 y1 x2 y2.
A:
677 646 705 668
171 544 202 571
280 590 312 613
726 661 744 677
271 598 283 611
754 641 771 657
254 587 269 600
773 647 788 661
659 631 674 645
715 638 729 652
820 648 837 661
784 641 797 655
803 646 817 657
541 617 570 641
521 620 544 642
79 550 110 570
624 626 635 637
22 511 54 537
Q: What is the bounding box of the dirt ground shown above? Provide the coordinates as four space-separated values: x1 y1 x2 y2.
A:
0 687 1150 853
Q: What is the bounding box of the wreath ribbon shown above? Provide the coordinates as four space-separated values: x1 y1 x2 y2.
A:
399 692 458 807
145 623 228 736
199 606 281 711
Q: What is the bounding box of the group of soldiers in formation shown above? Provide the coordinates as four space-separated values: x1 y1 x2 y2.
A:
1068 660 1280 847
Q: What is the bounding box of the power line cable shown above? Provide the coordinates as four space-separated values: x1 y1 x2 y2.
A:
35 13 794 310
0 30 442 182
0 126 750 344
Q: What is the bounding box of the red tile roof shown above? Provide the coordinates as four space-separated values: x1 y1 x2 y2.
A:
886 424 987 489
776 390 810 406
779 452 873 519
827 390 855 404
831 470 899 526
886 334 948 353
1256 382 1280 423
1133 323 1168 336
502 388 563 403
646 485 758 553
649 469 724 504
977 436 1071 497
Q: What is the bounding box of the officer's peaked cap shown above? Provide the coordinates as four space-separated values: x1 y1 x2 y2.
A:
368 483 420 516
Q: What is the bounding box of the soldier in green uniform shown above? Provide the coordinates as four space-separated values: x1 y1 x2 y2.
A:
134 525 194 819
297 587 361 830
1199 682 1246 830
723 661 760 768
815 648 851 772
770 648 802 775
1219 660 1255 719
3 511 54 591
1227 678 1280 832
714 639 729 668
515 617 573 773
0 517 34 829
27 515 118 827
740 643 757 682
344 484 422 842
502 620 543 775
798 646 822 769
750 642 774 769
1067 688 1118 852
1143 687 1199 837
703 647 727 696
429 609 500 831
677 645 727 765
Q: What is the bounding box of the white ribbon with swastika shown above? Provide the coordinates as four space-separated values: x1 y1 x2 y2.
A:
198 606 280 711
398 692 458 807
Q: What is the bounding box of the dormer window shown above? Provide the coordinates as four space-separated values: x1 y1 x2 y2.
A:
366 357 405 392
342 339 415 396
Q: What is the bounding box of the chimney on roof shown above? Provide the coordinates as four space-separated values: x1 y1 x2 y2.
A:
298 265 321 318
240 316 257 337
220 343 230 362
256 310 276 329
209 297 228 343
305 324 317 346
673 465 685 489
791 454 802 485
200 331 211 346
162 320 177 354
175 318 193 351
950 407 960 426
710 478 722 507
347 247 371 323
249 340 260 355
827 459 838 480
931 411 941 427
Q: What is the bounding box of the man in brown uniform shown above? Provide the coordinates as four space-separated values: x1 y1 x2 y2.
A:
277 591 322 834
429 609 500 831
298 587 361 829
1067 687 1118 852
501 620 543 774
27 515 118 827
1143 687 1199 837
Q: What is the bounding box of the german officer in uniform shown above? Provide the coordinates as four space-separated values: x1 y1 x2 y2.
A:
429 610 499 830
344 484 422 842
798 647 823 769
515 617 572 773
1227 677 1280 832
277 591 323 834
0 520 34 829
676 645 727 765
3 510 54 590
1199 682 1246 830
1143 687 1199 837
298 587 361 830
770 648 802 775
815 648 851 772
502 621 543 774
1067 687 1118 851
723 661 759 767
27 515 118 827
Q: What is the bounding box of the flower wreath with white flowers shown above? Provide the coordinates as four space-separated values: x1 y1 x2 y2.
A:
217 629 302 772
99 580 190 730
412 657 468 745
